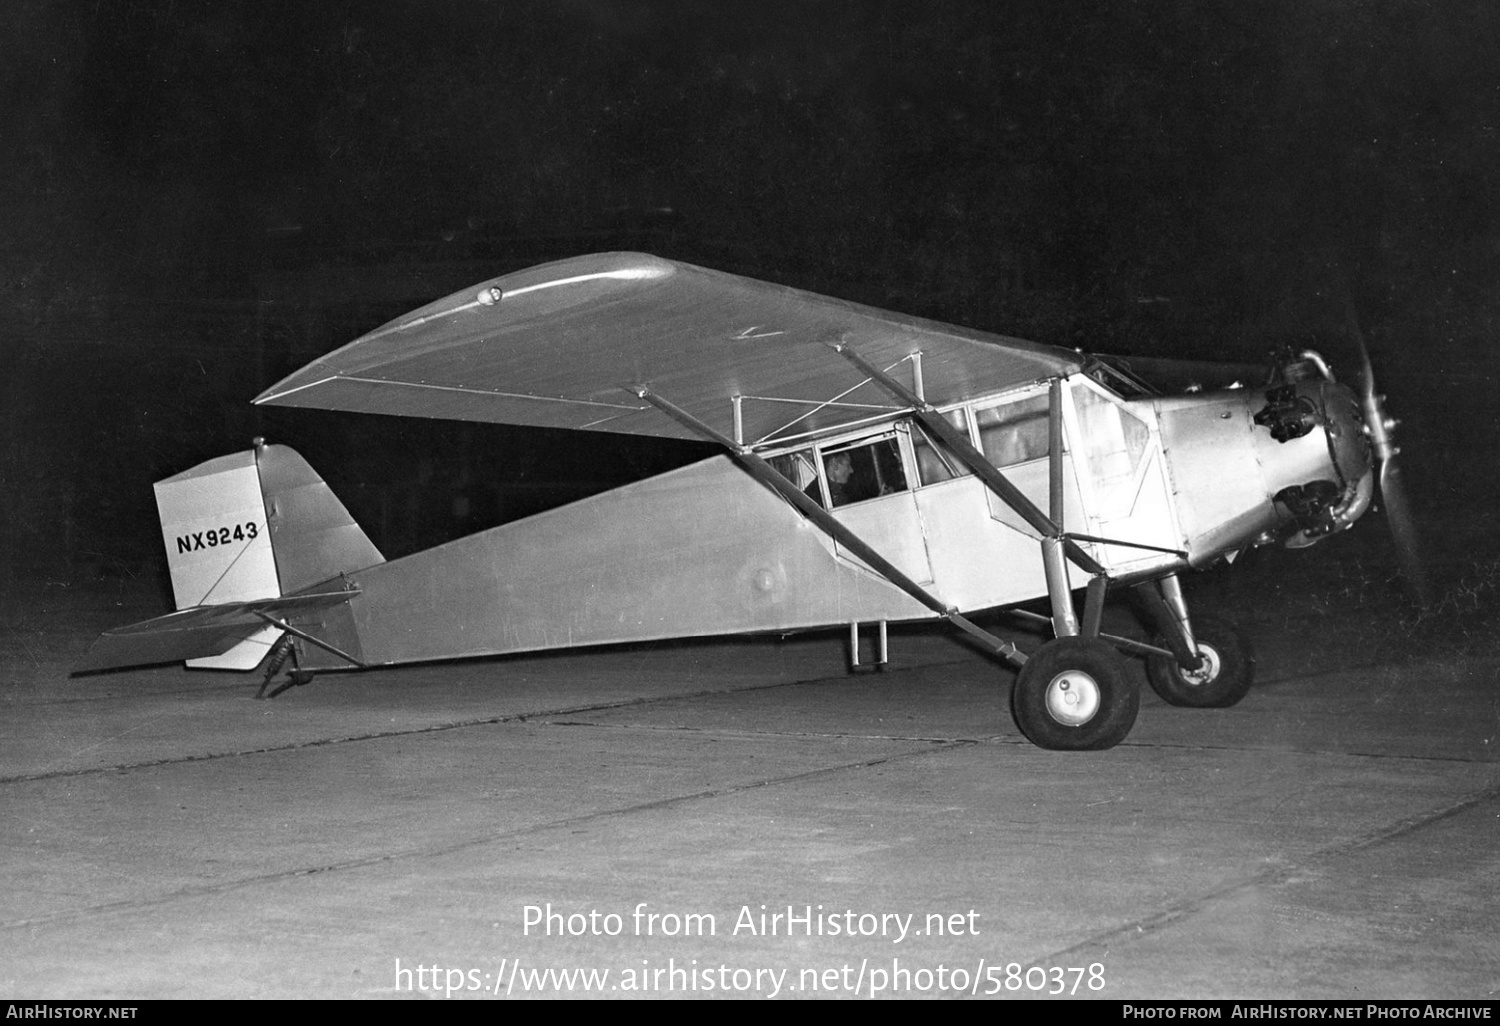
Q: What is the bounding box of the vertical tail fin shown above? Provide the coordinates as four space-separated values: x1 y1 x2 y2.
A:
152 439 383 669
254 440 384 593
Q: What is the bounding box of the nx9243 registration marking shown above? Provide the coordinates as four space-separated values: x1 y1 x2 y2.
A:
175 522 260 554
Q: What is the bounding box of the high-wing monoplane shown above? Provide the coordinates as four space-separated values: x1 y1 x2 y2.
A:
80 253 1411 750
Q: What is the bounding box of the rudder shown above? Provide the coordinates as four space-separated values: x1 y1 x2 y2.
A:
254 439 384 594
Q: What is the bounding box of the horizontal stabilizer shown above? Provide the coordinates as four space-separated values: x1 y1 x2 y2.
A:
75 591 353 673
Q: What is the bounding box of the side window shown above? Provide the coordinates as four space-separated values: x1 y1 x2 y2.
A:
1073 385 1149 490
975 393 1050 468
821 435 908 507
770 449 823 507
911 410 973 485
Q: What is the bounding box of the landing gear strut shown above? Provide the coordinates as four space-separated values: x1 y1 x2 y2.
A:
256 635 316 700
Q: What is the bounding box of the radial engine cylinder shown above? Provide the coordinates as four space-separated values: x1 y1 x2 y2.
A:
1152 378 1374 561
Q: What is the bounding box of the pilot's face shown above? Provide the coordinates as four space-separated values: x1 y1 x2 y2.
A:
827 454 852 483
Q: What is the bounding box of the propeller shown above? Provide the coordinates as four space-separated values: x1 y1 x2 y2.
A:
1343 297 1432 607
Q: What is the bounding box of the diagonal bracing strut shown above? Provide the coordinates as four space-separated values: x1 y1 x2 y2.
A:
630 385 1028 668
824 340 1107 638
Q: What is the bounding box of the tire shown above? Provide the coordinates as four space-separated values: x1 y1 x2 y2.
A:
1146 614 1255 708
1012 637 1139 751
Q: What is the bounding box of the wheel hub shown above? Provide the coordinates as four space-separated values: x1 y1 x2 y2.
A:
1178 643 1222 687
1044 670 1101 726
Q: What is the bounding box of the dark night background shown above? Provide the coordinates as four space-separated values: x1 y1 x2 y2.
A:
3 0 1497 610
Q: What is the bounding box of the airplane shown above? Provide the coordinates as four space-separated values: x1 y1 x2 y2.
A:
77 252 1415 750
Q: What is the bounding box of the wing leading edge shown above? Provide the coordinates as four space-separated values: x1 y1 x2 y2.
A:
255 253 1081 445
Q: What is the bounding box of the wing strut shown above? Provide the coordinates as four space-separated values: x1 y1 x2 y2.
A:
252 610 368 669
825 341 1108 640
631 385 1028 668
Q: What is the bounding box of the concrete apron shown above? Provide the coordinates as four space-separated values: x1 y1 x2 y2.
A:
1 628 1496 999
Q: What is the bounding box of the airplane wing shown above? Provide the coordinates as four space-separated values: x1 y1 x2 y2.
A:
255 253 1082 446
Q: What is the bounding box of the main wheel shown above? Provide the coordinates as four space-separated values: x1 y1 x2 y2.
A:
1146 614 1254 708
1012 637 1139 751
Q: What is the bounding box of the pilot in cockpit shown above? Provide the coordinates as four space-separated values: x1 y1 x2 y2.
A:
824 451 856 506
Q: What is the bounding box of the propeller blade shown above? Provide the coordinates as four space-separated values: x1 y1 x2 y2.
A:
1378 455 1432 608
1341 287 1431 606
1341 290 1378 403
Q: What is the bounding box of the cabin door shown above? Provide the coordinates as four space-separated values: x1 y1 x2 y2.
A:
1066 379 1182 574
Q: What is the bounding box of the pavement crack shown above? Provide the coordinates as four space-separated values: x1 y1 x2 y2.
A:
0 673 885 786
537 717 1000 745
1028 778 1500 970
1118 737 1498 766
0 743 958 933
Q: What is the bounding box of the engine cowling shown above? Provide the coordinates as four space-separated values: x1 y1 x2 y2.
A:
1150 368 1374 561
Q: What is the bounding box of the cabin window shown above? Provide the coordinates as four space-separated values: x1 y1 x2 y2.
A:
1073 385 1151 515
770 449 824 507
820 435 908 507
974 393 1050 467
912 410 973 485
